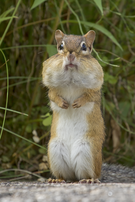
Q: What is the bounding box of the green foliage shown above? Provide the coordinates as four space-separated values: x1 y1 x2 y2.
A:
0 7 16 23
93 0 103 15
104 72 117 84
42 113 52 126
31 0 47 10
46 45 57 57
0 0 135 179
62 20 122 50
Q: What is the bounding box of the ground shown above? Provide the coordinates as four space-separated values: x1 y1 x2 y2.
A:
0 164 135 201
0 181 135 202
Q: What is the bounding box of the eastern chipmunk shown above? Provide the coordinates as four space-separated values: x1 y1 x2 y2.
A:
42 30 105 183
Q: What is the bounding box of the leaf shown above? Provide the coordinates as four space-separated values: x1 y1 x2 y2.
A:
42 115 52 126
39 148 47 154
26 124 33 133
31 0 47 10
104 72 117 84
93 0 103 15
41 106 50 114
46 45 57 57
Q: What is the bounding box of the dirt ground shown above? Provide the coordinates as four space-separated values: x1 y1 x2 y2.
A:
0 181 135 202
0 164 135 202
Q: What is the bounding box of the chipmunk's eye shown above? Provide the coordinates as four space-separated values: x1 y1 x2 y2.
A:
81 43 87 51
59 42 64 50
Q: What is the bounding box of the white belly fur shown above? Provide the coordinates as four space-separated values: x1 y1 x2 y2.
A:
49 86 95 180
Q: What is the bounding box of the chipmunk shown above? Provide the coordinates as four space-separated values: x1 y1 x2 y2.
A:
42 30 105 183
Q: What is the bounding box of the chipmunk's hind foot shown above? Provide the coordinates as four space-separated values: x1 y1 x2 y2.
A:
79 178 100 184
48 178 66 183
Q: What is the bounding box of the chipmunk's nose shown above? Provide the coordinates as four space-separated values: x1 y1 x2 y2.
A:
67 53 75 63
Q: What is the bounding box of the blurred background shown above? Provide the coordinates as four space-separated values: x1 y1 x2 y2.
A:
0 0 135 180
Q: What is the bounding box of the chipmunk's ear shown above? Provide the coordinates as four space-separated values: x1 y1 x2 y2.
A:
55 30 65 44
84 30 96 53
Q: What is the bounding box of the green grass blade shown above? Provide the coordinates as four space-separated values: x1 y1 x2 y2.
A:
31 0 47 10
93 48 119 67
0 0 21 46
64 0 84 35
0 107 28 116
0 7 14 18
75 0 88 31
93 0 103 15
0 76 41 81
1 44 55 50
0 126 47 150
0 78 41 91
0 16 17 23
0 50 9 139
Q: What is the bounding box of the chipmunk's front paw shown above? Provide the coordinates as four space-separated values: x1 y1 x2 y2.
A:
48 178 66 183
72 98 82 108
58 97 69 109
79 178 100 184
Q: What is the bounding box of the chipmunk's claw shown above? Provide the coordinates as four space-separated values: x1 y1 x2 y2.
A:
59 97 69 109
79 178 100 184
61 100 69 109
72 99 81 108
48 178 66 183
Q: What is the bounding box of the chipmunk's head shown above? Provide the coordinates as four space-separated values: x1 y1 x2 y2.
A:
55 29 95 70
42 30 103 90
